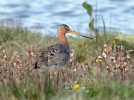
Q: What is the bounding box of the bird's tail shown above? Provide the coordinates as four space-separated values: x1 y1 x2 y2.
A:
33 62 40 69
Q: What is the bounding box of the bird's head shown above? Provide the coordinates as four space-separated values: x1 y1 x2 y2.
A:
57 24 92 39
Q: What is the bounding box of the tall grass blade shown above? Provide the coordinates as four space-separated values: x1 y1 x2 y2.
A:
101 15 107 42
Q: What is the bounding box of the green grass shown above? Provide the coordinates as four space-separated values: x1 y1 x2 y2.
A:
51 79 134 100
0 24 134 100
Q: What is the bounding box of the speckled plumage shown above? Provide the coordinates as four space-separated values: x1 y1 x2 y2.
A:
34 42 70 71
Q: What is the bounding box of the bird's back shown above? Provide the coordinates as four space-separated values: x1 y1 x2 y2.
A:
34 42 70 71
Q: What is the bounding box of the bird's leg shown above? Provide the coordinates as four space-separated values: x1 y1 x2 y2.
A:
48 72 51 86
44 71 51 89
61 68 65 81
56 69 60 91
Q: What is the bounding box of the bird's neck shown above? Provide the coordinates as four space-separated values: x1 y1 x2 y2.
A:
58 32 69 45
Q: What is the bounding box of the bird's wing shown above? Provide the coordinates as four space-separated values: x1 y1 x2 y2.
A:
36 43 70 68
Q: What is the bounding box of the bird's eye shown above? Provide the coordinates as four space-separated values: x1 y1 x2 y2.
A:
65 27 69 30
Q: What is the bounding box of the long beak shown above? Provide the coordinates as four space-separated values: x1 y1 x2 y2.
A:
69 30 92 39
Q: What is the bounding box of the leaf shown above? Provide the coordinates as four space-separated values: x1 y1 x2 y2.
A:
82 2 95 31
82 2 93 17
89 18 95 31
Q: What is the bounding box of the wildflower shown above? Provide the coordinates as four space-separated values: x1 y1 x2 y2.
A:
85 90 89 93
9 61 13 66
130 50 133 53
73 84 79 90
53 70 57 75
26 52 30 56
65 86 70 90
121 46 124 52
99 60 102 63
95 59 99 63
110 56 114 61
16 58 20 63
31 52 34 57
113 60 116 63
121 57 126 62
125 68 129 72
123 62 127 66
2 50 6 53
33 54 36 58
109 46 113 51
106 66 109 70
73 68 76 72
70 58 72 62
1 60 5 63
13 63 17 67
104 48 108 53
98 55 102 59
102 52 107 58
117 46 120 48
121 46 123 48
18 66 21 70
84 61 88 66
74 81 78 84
80 86 86 90
116 64 120 68
4 54 8 60
85 65 89 70
112 66 116 69
126 55 130 59
13 73 18 78
117 46 121 51
104 43 107 48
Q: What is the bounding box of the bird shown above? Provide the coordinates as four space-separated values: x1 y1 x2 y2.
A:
34 24 92 71
34 24 92 89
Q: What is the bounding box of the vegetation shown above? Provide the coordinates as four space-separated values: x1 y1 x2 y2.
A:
0 22 134 100
0 2 134 100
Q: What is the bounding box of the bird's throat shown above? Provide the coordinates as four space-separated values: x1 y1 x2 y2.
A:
58 33 68 44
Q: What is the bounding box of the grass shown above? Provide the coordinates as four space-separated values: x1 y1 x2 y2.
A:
0 23 134 100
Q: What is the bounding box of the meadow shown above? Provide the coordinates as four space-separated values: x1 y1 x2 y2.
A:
0 21 134 100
